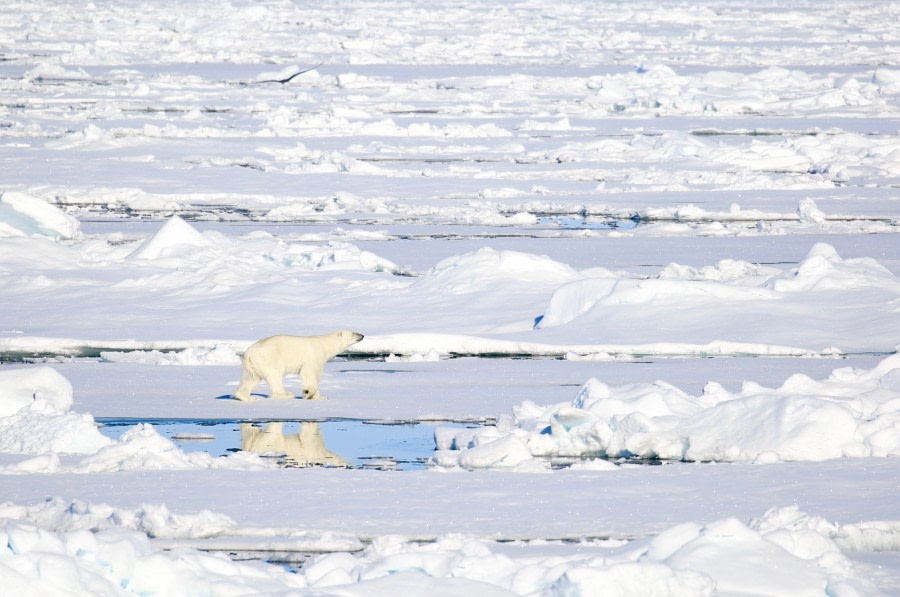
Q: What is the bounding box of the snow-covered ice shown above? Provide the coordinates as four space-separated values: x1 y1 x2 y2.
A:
2 0 899 594
0 504 892 596
433 354 900 468
0 192 81 240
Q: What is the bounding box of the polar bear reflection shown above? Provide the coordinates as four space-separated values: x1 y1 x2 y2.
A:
240 422 349 468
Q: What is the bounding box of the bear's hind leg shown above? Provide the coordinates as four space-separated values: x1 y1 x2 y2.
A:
234 368 260 401
265 374 295 399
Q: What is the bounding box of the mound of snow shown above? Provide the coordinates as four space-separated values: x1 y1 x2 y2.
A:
419 247 580 293
0 192 82 240
797 198 827 224
0 367 111 455
537 243 900 329
265 240 397 272
770 242 900 292
0 367 73 416
128 215 216 259
537 275 774 329
433 354 900 467
872 68 900 92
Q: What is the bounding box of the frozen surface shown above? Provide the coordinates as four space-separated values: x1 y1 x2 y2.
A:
51 355 886 421
2 0 899 594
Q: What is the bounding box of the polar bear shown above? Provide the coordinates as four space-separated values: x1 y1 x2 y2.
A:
233 330 364 401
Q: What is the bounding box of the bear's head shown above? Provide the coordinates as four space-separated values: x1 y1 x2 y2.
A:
337 330 364 346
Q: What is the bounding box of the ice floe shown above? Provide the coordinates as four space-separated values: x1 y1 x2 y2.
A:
0 367 267 472
433 354 900 468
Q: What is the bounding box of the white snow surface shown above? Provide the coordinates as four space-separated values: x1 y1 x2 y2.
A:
2 0 900 594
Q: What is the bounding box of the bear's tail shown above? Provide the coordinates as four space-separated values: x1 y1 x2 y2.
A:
242 348 261 378
233 347 263 400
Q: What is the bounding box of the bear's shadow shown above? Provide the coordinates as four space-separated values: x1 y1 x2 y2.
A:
215 393 270 401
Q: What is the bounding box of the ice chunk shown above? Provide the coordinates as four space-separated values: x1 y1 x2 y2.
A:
796 198 826 224
457 434 534 469
0 192 82 240
772 243 900 292
0 367 73 416
872 68 900 91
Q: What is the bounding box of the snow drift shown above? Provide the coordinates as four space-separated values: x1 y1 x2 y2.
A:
433 354 900 468
537 243 900 329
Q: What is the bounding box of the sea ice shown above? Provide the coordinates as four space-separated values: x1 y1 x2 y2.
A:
0 367 268 472
2 0 899 593
0 504 878 596
434 354 900 467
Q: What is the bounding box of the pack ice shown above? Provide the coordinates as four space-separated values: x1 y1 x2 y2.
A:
2 0 900 594
434 354 900 468
0 499 891 596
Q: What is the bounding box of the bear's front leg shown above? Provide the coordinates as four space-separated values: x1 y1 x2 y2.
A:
299 367 322 400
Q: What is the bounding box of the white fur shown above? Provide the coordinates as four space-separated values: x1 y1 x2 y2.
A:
233 330 363 401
